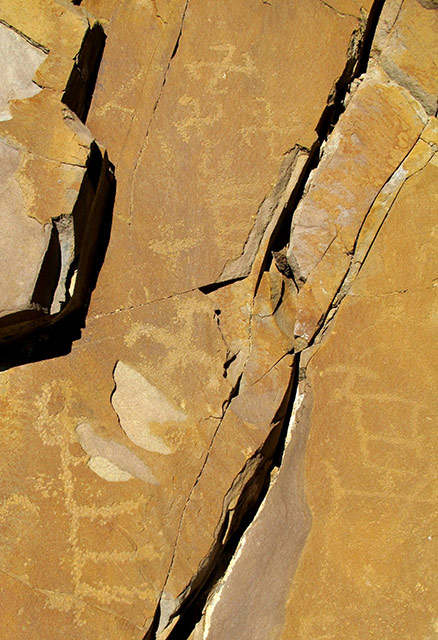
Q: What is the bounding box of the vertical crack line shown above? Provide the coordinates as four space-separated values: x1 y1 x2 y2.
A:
142 371 241 640
316 0 387 143
355 0 387 76
112 0 193 165
143 1 389 637
256 0 388 298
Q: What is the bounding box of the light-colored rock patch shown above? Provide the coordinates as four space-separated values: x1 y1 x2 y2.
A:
111 360 185 454
0 22 46 121
76 422 158 484
0 137 49 316
87 455 133 482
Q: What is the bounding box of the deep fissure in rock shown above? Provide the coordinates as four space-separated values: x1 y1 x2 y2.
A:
62 23 106 123
263 1 386 292
143 2 388 637
0 148 116 370
144 355 300 640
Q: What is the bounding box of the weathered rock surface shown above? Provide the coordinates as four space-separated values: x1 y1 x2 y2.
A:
0 0 113 359
191 2 438 639
1 0 437 639
280 136 438 640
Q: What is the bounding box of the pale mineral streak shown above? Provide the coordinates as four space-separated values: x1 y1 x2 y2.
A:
0 0 437 639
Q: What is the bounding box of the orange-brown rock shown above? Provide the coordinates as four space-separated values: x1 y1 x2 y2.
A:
189 3 438 640
1 1 437 639
0 0 113 350
279 142 438 640
0 0 367 637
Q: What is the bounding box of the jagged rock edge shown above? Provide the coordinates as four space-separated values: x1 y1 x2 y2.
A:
216 145 310 284
61 21 106 123
142 3 388 636
0 146 115 370
0 18 49 53
311 128 435 346
0 23 115 369
146 356 299 640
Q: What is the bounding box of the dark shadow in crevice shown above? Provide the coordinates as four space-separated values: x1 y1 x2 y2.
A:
316 0 386 141
255 140 320 295
355 0 386 77
257 0 387 293
143 3 390 637
31 223 62 313
144 356 299 640
199 276 245 295
62 22 106 123
0 148 116 371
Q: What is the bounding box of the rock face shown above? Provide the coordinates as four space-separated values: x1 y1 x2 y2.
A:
0 1 437 640
0 1 114 363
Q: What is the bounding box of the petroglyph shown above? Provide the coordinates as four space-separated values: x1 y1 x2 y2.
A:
185 43 256 95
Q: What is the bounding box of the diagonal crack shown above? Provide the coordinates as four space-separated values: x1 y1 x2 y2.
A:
129 0 190 222
317 0 358 18
160 354 300 640
140 2 392 638
0 19 49 52
142 372 242 640
307 127 432 347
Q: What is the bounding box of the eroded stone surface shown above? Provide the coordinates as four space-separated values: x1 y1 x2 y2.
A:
288 64 427 345
87 0 358 311
0 137 50 316
190 391 312 640
2 1 437 639
279 151 438 640
191 5 438 639
0 0 113 339
0 22 46 121
373 0 438 115
0 0 364 636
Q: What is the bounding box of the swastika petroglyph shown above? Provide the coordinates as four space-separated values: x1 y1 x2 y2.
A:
185 43 256 94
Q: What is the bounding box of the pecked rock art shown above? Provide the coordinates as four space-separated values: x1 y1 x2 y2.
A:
1 1 437 639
